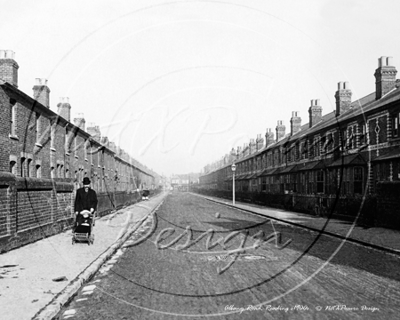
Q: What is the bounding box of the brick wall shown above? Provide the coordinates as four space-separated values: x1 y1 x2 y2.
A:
0 91 10 172
17 189 53 231
0 187 9 237
54 184 74 222
0 175 145 252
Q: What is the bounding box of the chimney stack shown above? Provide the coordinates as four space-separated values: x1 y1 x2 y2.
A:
230 147 237 162
0 50 19 87
33 78 50 108
290 111 302 135
237 146 242 159
101 136 109 147
73 113 86 131
308 99 322 128
109 141 116 152
242 143 248 157
276 120 286 141
57 97 71 122
335 82 352 116
375 56 397 100
249 139 256 154
87 123 101 141
265 128 274 147
256 133 264 151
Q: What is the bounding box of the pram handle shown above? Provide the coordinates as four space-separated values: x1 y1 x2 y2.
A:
78 209 95 214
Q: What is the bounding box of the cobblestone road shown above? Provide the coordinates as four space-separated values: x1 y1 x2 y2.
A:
58 192 400 320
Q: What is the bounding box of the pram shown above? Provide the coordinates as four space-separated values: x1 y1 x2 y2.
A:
72 210 95 245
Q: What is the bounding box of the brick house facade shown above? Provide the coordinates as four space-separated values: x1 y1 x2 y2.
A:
0 50 159 252
199 56 400 228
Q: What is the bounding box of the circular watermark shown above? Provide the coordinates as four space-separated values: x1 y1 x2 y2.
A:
10 1 381 318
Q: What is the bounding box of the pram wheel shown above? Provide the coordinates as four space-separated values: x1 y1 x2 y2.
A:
89 234 94 245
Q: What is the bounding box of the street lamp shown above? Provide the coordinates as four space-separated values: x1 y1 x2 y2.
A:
231 162 236 205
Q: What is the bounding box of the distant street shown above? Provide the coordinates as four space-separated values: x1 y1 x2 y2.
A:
59 192 400 320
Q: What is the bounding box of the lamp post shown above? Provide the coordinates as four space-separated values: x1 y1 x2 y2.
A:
231 163 236 205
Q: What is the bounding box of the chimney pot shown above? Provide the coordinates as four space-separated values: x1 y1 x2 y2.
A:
5 50 15 59
59 97 70 104
35 78 48 86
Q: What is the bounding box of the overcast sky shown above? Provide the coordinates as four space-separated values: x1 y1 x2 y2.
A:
1 0 400 176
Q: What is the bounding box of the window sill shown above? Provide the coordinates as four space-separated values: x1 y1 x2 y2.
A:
9 134 19 141
35 143 43 148
50 147 56 152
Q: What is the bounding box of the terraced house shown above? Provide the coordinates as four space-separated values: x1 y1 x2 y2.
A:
198 56 400 229
0 50 159 252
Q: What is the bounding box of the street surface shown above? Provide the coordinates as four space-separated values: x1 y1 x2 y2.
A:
58 192 400 319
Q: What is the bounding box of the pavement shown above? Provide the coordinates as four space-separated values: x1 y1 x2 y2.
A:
0 191 168 320
199 194 400 254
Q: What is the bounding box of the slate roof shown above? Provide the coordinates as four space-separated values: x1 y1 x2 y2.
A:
202 86 400 177
328 154 367 167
